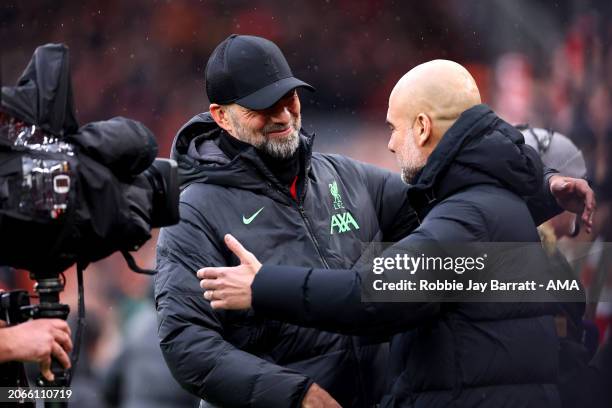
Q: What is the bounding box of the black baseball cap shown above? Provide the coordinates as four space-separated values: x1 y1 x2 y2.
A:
205 34 315 110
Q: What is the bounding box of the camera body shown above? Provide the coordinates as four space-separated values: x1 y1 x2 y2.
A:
0 43 180 395
0 113 75 222
0 44 179 274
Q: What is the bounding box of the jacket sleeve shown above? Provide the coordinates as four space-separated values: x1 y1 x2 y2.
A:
251 198 494 337
155 201 313 408
251 229 440 338
252 266 438 338
520 143 562 225
525 166 563 225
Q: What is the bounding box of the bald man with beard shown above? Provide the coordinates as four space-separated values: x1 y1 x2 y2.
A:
387 60 483 183
199 60 581 407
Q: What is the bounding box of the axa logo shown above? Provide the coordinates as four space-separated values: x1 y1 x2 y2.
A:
328 180 359 234
330 212 360 234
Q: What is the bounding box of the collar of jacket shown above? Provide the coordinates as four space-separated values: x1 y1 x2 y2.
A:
170 112 314 204
406 104 543 220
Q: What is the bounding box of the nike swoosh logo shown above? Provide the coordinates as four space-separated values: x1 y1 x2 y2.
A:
243 207 264 225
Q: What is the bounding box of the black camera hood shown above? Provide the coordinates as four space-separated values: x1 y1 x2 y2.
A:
1 43 79 137
1 43 158 178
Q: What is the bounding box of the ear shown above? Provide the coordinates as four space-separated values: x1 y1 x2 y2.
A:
209 104 233 133
415 113 432 147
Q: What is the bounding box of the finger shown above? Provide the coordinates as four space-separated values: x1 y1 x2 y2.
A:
198 267 229 279
200 278 221 290
51 319 71 335
225 234 256 264
210 300 228 309
582 206 592 229
584 216 592 234
581 205 594 234
196 267 218 279
581 187 595 223
51 342 71 369
582 181 596 208
40 358 54 382
204 289 225 301
552 177 569 192
197 267 227 279
53 329 73 353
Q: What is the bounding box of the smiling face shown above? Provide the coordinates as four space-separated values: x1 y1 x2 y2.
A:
211 90 302 159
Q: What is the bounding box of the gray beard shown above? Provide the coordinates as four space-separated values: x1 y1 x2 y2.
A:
258 130 300 159
401 165 424 184
229 115 301 159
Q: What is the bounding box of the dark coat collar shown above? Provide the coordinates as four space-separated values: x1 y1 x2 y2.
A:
407 104 543 220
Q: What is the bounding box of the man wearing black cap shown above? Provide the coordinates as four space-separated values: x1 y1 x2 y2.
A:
155 34 402 408
155 35 595 408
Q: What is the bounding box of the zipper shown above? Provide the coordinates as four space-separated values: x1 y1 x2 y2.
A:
251 147 370 405
297 204 330 269
276 184 371 406
299 196 372 406
295 173 329 269
294 167 331 269
269 177 331 269
297 200 371 406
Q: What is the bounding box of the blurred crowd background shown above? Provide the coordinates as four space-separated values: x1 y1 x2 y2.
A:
1 0 611 406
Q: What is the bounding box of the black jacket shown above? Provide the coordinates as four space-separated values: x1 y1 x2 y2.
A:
154 112 418 408
251 105 562 407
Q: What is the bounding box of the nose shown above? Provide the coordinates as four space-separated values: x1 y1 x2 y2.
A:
388 135 396 153
269 103 291 125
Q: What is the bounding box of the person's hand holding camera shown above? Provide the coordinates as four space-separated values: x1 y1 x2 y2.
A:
0 318 73 381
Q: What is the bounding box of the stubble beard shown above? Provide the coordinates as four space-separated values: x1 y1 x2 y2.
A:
398 130 427 184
